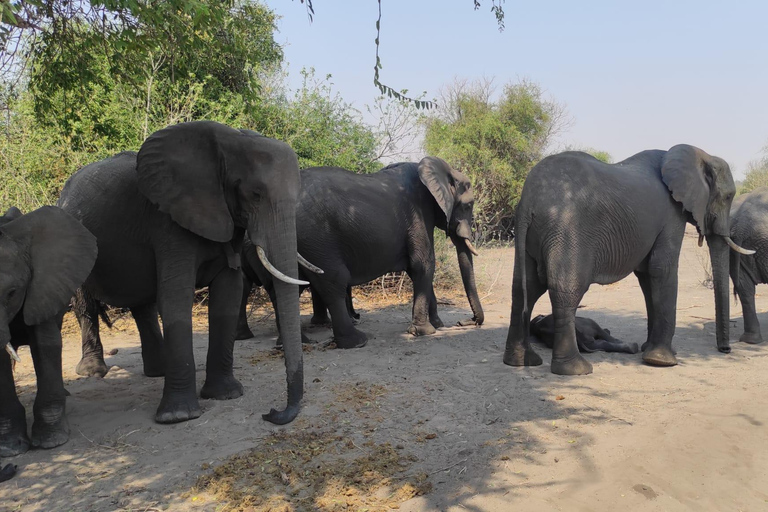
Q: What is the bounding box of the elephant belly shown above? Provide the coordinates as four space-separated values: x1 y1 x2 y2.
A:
86 239 157 307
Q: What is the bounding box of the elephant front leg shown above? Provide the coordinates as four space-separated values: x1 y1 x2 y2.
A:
640 268 679 367
236 274 256 340
155 260 200 424
0 349 29 457
132 303 166 377
548 293 593 375
29 319 70 450
407 261 440 336
73 288 109 378
201 267 244 401
310 288 332 326
735 278 763 344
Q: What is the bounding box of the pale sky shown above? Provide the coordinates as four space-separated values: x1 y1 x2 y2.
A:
264 0 768 178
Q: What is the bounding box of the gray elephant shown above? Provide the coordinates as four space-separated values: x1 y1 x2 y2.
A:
0 206 97 457
530 314 639 354
504 145 752 375
58 121 310 425
729 187 768 344
237 157 484 349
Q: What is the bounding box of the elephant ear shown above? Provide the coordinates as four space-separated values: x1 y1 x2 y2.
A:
137 121 237 242
0 206 97 325
661 144 712 233
417 156 456 223
0 206 22 226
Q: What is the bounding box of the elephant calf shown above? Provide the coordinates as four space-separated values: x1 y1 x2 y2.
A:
530 315 639 354
729 187 768 344
0 206 97 457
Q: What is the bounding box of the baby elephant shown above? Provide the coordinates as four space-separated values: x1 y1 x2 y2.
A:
530 315 639 354
0 206 97 457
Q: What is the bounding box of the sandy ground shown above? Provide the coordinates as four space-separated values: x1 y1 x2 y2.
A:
3 225 768 511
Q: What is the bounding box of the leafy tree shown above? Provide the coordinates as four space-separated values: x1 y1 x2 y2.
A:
740 155 768 195
423 77 567 242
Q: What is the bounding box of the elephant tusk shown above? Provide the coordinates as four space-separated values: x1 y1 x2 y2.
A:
297 252 324 274
5 343 20 363
698 234 704 247
725 236 756 255
256 246 310 286
464 238 480 257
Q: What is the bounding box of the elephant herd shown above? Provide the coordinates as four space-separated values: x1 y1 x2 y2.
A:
0 120 765 466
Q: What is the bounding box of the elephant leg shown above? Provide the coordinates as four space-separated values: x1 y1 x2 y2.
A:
635 271 655 352
74 288 108 378
549 291 593 375
265 283 312 346
314 272 366 348
310 288 332 326
504 250 545 367
736 277 763 344
0 347 29 457
201 267 244 401
641 254 679 366
428 289 445 329
29 317 70 450
155 256 200 424
346 285 360 321
235 274 256 340
131 303 166 377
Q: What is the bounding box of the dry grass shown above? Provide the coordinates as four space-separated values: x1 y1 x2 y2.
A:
193 429 430 511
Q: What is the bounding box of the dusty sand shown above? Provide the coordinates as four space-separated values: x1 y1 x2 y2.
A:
2 225 768 511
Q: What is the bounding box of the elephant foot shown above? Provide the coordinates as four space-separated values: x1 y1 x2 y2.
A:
31 416 70 450
641 341 677 355
625 342 641 354
456 317 479 327
201 375 244 400
334 329 368 349
642 346 678 367
311 314 332 327
503 342 543 367
740 331 763 345
155 392 202 424
76 354 108 378
431 317 445 329
408 322 436 336
0 423 30 457
142 359 166 378
551 353 593 375
235 325 255 340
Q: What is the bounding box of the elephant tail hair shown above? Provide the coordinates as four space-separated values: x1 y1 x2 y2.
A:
516 214 531 325
72 287 113 329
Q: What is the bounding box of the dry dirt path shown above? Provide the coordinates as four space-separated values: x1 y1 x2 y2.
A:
2 226 768 511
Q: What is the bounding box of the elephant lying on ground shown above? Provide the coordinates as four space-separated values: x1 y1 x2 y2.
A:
504 145 752 375
0 206 97 457
59 121 310 425
729 187 768 344
237 157 485 349
530 315 639 354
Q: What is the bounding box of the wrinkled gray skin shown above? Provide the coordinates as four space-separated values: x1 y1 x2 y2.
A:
236 238 357 342
238 157 484 349
729 187 768 344
505 145 741 375
530 314 639 354
58 121 305 425
0 206 97 457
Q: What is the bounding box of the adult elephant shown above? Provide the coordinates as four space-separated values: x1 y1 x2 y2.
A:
0 206 97 456
504 145 752 375
729 187 768 344
238 157 485 348
58 121 309 425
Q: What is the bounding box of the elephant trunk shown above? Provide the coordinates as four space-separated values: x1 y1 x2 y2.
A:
707 234 731 353
251 205 303 425
450 234 484 325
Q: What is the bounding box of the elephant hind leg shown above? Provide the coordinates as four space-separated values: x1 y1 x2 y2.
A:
74 287 109 378
735 275 763 344
0 349 30 457
504 251 546 367
131 303 166 377
548 289 593 375
235 274 256 340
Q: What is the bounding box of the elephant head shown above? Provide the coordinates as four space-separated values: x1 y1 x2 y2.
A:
0 206 97 353
661 144 751 353
418 156 485 325
136 121 305 424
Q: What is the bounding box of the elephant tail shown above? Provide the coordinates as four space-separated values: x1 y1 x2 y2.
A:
730 249 740 302
72 288 113 329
